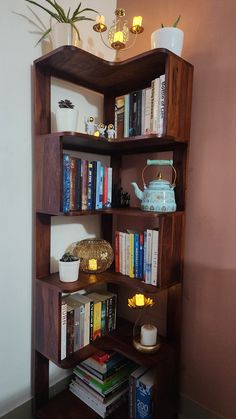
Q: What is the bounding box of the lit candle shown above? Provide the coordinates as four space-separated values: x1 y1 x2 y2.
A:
135 293 145 306
132 16 142 27
88 259 97 271
140 324 157 346
96 15 105 25
114 31 124 43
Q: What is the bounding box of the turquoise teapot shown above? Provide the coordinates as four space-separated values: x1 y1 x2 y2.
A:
131 159 177 212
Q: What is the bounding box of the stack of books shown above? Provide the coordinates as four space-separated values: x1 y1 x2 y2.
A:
70 350 138 418
61 291 117 360
114 74 165 139
63 155 112 213
115 229 159 286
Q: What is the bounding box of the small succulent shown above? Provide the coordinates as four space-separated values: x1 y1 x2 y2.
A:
60 252 79 262
58 99 74 109
161 15 181 28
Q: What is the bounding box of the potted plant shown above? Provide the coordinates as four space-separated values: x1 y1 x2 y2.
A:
59 252 80 282
151 15 184 57
56 99 79 132
24 0 98 48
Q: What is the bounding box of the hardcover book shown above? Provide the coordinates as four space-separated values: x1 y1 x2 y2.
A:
136 369 155 419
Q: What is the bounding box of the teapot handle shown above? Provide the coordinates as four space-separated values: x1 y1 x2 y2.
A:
142 159 177 188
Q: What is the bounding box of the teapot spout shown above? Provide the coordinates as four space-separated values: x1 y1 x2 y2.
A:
131 182 143 201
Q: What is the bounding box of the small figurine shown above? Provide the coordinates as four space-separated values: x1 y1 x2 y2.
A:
107 123 116 139
97 122 107 137
85 116 96 135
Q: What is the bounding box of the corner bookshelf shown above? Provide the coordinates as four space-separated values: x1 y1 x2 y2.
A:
33 46 193 418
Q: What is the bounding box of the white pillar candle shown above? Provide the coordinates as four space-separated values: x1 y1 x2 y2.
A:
140 324 157 346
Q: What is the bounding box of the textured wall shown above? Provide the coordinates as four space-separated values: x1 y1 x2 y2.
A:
117 0 236 417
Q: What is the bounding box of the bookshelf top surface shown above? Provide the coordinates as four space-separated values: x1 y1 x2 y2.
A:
33 46 193 95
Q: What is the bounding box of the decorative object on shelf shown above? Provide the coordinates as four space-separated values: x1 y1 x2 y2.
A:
68 239 114 274
128 294 160 353
151 15 184 56
131 159 177 212
96 122 107 137
23 0 97 46
85 116 96 135
107 123 116 139
112 186 130 208
56 99 78 132
59 252 80 282
93 8 144 51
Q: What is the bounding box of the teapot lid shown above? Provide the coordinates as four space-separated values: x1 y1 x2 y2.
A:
148 172 172 189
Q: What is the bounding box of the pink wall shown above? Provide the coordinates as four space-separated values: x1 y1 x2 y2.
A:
117 0 236 417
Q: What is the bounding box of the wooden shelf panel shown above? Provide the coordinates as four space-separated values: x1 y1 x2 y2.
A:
36 389 128 418
36 269 179 295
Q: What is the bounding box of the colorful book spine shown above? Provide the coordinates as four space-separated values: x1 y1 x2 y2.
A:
134 232 140 278
107 167 112 208
69 156 77 211
124 94 130 137
81 159 88 210
129 233 135 278
61 299 67 360
103 166 108 208
158 74 165 136
76 157 82 210
87 161 93 210
95 160 101 210
129 366 149 419
145 229 153 284
63 154 70 213
135 369 155 419
115 95 125 138
139 232 144 280
92 300 102 341
151 230 159 286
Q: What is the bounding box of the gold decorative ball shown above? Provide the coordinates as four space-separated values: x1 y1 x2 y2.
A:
69 239 114 273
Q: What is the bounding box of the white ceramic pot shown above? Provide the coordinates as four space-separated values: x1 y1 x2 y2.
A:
151 27 184 56
51 22 80 49
59 259 80 282
56 108 79 132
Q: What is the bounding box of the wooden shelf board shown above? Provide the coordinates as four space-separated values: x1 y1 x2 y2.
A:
36 269 180 294
36 389 128 418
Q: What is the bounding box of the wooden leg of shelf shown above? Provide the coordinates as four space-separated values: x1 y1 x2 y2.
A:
34 351 49 409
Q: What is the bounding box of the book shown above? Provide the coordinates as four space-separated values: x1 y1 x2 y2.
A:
95 160 102 210
86 292 102 341
115 95 125 138
145 229 153 284
69 293 91 347
63 295 85 351
81 159 88 210
151 77 160 134
69 156 78 211
136 369 156 419
62 154 70 213
143 86 152 135
61 299 67 360
66 302 74 356
129 366 149 419
151 229 159 286
98 291 117 332
81 355 131 381
115 230 120 272
129 90 142 136
81 351 127 375
124 94 130 137
158 74 165 136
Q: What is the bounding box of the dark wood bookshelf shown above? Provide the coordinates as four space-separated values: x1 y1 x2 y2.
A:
33 46 193 418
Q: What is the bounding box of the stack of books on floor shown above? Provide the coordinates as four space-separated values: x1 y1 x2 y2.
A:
69 350 138 418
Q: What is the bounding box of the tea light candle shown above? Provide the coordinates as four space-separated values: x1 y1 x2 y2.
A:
88 259 97 271
140 324 157 346
132 16 142 27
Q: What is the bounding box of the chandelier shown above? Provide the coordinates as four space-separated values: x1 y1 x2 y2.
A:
93 8 144 51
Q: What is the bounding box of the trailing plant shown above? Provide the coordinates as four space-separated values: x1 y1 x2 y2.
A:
60 252 79 262
161 15 181 28
24 0 98 44
58 99 74 109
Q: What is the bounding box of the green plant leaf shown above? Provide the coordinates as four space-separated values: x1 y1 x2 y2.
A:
173 15 181 27
35 27 51 45
71 22 80 41
24 0 61 21
71 2 82 20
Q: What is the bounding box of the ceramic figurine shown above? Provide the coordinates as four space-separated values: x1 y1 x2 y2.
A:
107 123 116 139
97 122 107 137
85 116 96 135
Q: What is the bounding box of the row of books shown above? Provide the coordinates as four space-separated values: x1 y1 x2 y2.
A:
115 229 159 286
70 350 138 418
61 291 117 360
63 154 112 213
69 350 155 418
114 74 165 138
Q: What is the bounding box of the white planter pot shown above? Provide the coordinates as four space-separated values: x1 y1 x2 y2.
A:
59 260 80 282
56 108 79 132
151 27 184 56
51 22 80 49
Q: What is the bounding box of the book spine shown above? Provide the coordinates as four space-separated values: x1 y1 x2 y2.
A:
83 302 90 347
81 159 88 210
89 301 94 342
145 229 153 284
124 94 130 137
91 160 97 210
134 232 140 279
87 161 93 210
151 230 159 286
63 154 70 213
115 231 120 272
158 74 165 136
61 300 67 360
95 160 101 210
136 376 154 419
76 157 82 210
125 232 130 276
144 86 152 135
115 95 125 138
100 299 107 337
79 304 85 349
152 77 160 134
99 166 104 209
143 230 147 281
74 306 81 352
66 306 74 357
103 167 108 208
129 233 135 278
107 167 112 208
139 232 144 280
70 156 77 211
93 301 102 341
